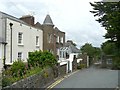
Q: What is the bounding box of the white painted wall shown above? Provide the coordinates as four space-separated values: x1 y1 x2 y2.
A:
0 44 3 72
5 18 43 64
77 58 83 63
58 52 79 73
0 44 2 60
66 53 78 72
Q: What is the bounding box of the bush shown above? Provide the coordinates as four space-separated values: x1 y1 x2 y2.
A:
11 60 25 77
42 51 57 67
112 56 120 70
28 50 42 67
77 64 86 69
2 77 11 87
28 50 57 68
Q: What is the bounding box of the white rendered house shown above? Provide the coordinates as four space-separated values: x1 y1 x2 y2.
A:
0 11 43 66
58 40 80 73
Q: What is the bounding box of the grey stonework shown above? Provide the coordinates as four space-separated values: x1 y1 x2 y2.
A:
3 65 67 89
78 53 89 68
58 64 67 77
72 55 77 71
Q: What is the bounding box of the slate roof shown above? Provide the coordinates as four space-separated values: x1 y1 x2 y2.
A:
43 14 54 26
69 45 80 53
59 42 80 53
65 41 80 53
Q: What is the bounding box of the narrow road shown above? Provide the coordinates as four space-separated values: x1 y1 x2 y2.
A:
53 66 118 88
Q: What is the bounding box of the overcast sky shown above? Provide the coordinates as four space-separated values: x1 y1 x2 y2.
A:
0 0 106 48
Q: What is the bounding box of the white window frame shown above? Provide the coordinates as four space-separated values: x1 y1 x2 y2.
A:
36 36 39 46
48 34 52 43
57 36 59 43
57 48 59 55
18 52 22 60
18 32 23 45
61 37 63 43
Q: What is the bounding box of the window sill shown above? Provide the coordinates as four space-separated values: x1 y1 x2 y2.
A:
36 45 40 48
18 44 24 46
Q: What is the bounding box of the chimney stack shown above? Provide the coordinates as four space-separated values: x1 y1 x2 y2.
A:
20 15 35 26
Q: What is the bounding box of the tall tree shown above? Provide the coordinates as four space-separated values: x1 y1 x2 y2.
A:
80 43 95 58
80 43 101 63
101 41 117 55
90 1 120 55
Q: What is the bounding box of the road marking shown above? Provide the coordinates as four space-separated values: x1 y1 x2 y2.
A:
46 70 79 90
46 78 64 90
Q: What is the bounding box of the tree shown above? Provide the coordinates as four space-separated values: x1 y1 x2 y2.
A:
90 2 120 55
80 43 95 58
101 41 117 55
80 43 101 64
90 2 120 69
94 47 101 60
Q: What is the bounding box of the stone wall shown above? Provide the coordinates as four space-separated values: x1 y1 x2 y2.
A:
3 65 67 89
3 68 54 88
72 55 77 71
58 64 67 77
79 53 88 67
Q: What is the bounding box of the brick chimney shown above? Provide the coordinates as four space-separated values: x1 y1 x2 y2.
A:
20 15 35 26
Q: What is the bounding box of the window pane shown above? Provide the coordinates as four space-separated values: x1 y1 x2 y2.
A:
18 52 22 60
36 36 39 45
18 32 23 44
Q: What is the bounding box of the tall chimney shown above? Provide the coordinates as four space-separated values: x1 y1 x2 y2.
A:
20 15 35 26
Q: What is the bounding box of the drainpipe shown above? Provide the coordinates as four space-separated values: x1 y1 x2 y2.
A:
9 23 13 63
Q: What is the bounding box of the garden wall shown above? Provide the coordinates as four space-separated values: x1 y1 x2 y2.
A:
72 55 77 71
3 65 67 89
58 64 67 77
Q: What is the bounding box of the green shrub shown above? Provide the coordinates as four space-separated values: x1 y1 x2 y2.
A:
42 51 57 67
77 65 82 69
2 77 11 87
112 56 120 70
11 60 25 77
28 50 57 68
77 64 86 69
